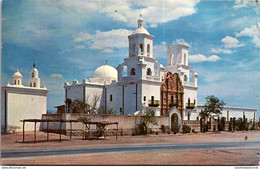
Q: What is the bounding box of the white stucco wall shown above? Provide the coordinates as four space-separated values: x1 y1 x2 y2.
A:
66 84 84 101
106 84 123 115
1 87 48 132
197 105 257 121
85 84 104 109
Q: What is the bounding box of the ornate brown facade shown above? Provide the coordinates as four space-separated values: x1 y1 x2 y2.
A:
160 72 184 118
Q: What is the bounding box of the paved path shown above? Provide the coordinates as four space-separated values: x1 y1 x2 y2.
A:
2 141 260 159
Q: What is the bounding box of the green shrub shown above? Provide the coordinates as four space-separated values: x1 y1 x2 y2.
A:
219 117 226 131
137 123 146 135
161 125 166 133
182 125 191 134
250 125 256 130
172 125 180 133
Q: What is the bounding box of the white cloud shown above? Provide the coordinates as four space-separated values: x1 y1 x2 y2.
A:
221 36 244 48
233 0 254 9
74 29 132 52
236 24 260 47
74 45 86 49
50 74 63 79
48 0 200 28
172 39 190 47
189 54 220 63
74 32 93 43
101 48 114 53
211 48 233 54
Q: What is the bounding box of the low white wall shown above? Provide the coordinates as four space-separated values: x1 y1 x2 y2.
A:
42 113 169 134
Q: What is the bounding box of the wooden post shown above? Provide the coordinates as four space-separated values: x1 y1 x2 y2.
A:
23 121 25 143
70 122 72 140
82 124 84 140
34 122 36 144
59 121 62 142
116 123 118 141
47 121 49 141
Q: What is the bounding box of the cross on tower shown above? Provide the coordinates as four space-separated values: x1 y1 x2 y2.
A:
105 60 108 65
33 62 36 68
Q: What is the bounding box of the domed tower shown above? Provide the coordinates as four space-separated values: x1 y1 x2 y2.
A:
128 15 154 58
12 69 23 86
28 63 41 88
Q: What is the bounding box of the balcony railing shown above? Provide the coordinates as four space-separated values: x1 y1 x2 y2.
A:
148 100 160 107
186 103 195 109
169 103 178 107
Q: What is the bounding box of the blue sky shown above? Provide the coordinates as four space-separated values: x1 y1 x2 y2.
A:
2 0 260 116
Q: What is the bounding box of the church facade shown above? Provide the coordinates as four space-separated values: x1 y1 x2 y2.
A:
1 64 49 133
64 17 199 120
64 17 257 124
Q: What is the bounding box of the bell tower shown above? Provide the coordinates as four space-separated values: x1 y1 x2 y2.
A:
28 63 41 88
128 15 154 58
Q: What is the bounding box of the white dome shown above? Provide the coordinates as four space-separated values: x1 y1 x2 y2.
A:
13 69 22 77
132 27 150 35
93 65 118 79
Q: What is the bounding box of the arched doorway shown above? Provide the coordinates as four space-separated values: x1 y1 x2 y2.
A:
171 113 179 132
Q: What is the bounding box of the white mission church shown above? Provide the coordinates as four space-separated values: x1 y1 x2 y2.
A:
1 17 257 133
64 17 257 121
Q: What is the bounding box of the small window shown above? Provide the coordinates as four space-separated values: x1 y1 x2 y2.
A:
120 108 122 112
151 96 154 104
184 53 187 65
18 80 20 85
133 44 135 54
147 68 152 75
143 96 146 101
147 44 150 56
171 96 174 103
110 95 112 101
14 80 16 85
188 98 190 104
184 75 188 82
30 83 32 87
34 82 36 87
32 72 34 78
130 68 136 75
139 44 143 55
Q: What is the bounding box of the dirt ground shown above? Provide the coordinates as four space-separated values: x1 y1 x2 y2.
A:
1 130 260 165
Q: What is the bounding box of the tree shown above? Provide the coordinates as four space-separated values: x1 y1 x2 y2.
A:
78 116 91 139
139 108 158 135
71 99 88 113
199 95 226 132
65 98 72 113
86 95 101 114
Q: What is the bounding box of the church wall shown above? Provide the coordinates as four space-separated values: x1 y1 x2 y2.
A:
85 84 104 110
183 87 198 120
4 90 47 131
124 83 139 115
106 84 122 115
197 105 256 121
66 85 84 101
141 83 161 112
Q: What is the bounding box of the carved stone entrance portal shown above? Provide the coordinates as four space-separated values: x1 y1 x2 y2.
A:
160 72 184 118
